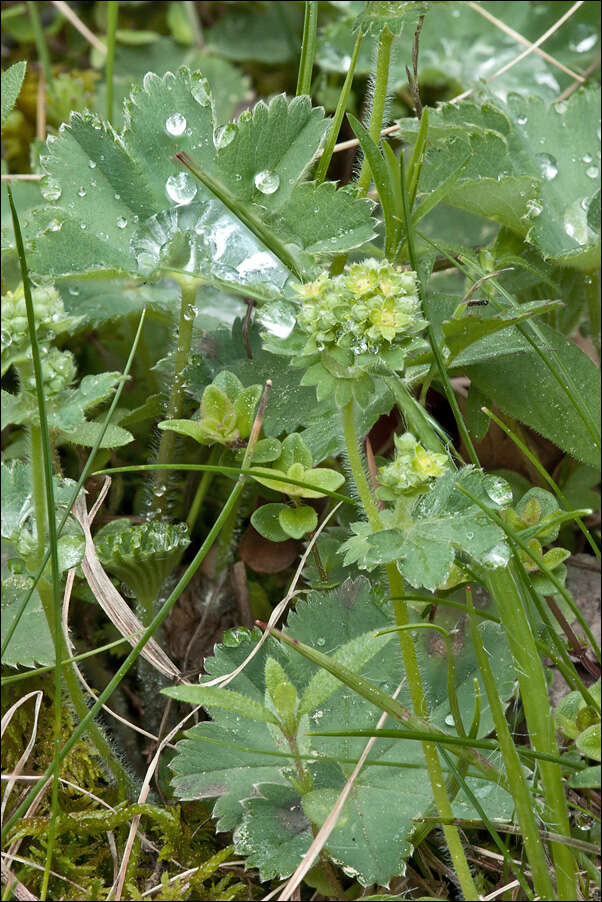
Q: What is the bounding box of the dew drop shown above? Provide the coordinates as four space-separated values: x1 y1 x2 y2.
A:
41 181 62 201
88 159 97 169
165 172 198 205
80 222 87 230
165 112 187 137
517 114 528 125
569 30 598 54
114 192 121 200
48 218 62 232
191 79 211 106
316 637 326 647
586 165 599 179
582 153 593 163
116 216 128 229
77 186 87 197
254 169 280 195
213 123 237 150
445 714 455 727
535 152 558 181
484 476 513 507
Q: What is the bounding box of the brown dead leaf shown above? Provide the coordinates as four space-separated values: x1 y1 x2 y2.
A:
238 525 299 573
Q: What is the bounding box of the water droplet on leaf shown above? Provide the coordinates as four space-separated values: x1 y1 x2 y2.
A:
535 152 558 181
213 123 237 150
41 181 62 201
191 79 211 106
165 173 198 205
165 112 187 136
254 170 280 195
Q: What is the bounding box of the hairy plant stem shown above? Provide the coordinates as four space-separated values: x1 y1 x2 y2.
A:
315 32 363 183
151 275 200 518
105 1 119 125
35 577 133 792
340 401 478 899
485 566 577 899
356 27 394 195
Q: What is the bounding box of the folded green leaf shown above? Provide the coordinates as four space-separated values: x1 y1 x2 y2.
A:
164 685 279 723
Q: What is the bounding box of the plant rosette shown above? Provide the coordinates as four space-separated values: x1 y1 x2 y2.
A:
501 488 572 595
262 259 427 408
250 433 345 542
159 370 262 448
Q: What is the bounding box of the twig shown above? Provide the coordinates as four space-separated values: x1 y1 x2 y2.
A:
328 1 587 155
50 0 107 54
467 1 585 81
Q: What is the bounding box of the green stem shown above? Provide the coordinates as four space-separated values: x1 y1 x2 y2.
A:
399 149 479 466
340 400 478 899
36 578 132 792
105 0 119 126
28 1 52 87
357 27 394 195
486 566 577 898
29 423 48 569
296 1 318 96
341 401 381 529
152 275 199 517
186 446 218 532
315 32 363 183
483 405 600 561
467 590 555 899
184 0 203 48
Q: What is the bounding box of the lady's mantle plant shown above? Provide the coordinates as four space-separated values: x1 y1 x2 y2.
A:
271 258 427 408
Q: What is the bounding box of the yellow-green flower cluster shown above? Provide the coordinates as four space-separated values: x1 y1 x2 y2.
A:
295 259 424 355
378 433 448 498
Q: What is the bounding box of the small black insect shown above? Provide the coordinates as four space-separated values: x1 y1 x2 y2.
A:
467 298 489 307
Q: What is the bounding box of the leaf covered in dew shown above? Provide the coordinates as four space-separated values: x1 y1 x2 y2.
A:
166 578 516 885
27 70 375 298
398 88 601 269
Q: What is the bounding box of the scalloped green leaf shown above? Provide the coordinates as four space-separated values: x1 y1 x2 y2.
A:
399 88 601 269
164 685 278 724
1 462 85 572
353 1 432 36
167 578 515 885
341 469 510 590
28 71 375 297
